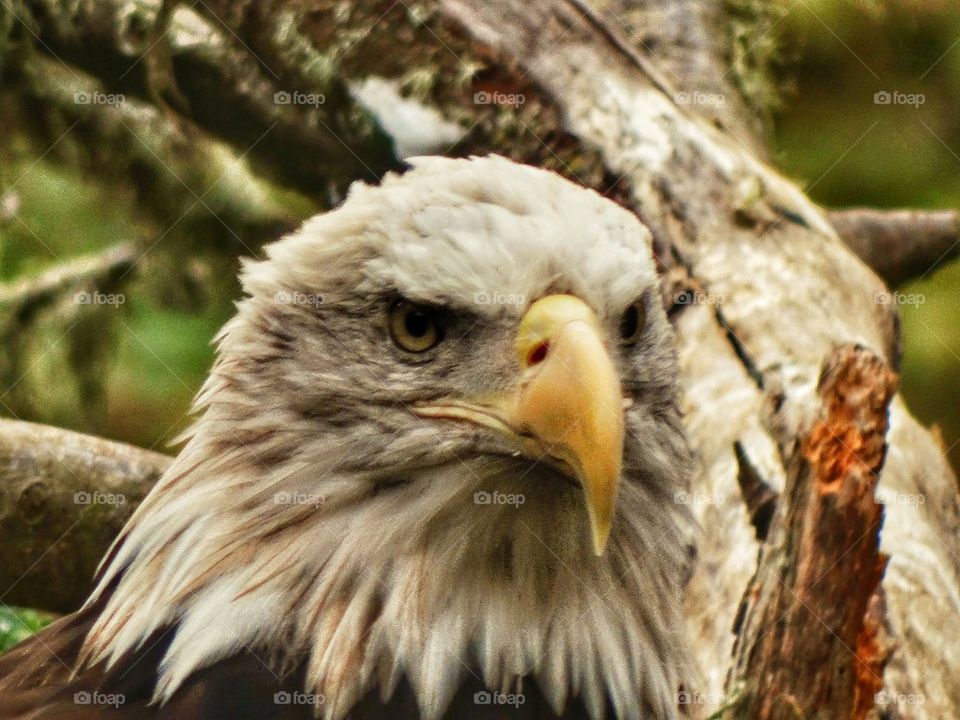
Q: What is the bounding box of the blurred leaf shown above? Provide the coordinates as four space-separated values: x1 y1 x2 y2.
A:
0 606 53 654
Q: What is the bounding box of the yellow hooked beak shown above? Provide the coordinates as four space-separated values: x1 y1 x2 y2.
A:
413 294 626 555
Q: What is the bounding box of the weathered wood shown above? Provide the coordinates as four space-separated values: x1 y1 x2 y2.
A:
728 345 896 720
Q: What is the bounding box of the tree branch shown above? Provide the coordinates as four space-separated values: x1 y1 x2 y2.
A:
829 208 960 287
0 420 169 614
0 244 135 323
11 0 400 194
0 245 138 427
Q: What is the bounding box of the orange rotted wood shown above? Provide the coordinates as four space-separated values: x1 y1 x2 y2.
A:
729 345 897 720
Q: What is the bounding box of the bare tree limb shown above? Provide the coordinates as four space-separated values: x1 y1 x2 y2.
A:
0 245 137 427
829 207 960 287
0 244 135 322
0 420 170 614
9 0 400 194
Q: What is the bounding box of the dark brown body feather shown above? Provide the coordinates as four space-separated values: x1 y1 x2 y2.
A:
0 606 601 720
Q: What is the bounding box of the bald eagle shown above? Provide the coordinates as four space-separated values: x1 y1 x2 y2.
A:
0 156 695 719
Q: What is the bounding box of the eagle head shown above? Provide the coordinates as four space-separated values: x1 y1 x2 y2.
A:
80 155 695 720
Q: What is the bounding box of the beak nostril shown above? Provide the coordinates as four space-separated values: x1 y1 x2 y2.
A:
527 341 549 366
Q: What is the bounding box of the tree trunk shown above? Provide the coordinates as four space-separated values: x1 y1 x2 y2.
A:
0 1 958 718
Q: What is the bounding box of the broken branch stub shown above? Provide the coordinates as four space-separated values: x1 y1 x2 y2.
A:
728 345 898 720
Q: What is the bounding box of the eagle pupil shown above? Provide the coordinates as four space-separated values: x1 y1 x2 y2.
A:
405 310 431 338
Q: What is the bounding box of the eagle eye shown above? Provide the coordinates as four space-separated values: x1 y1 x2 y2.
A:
388 299 444 353
618 299 646 346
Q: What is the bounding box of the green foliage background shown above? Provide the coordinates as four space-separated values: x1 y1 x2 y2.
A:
774 0 960 471
0 607 51 653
